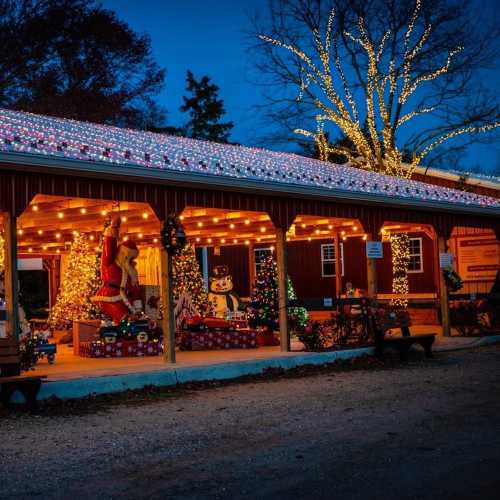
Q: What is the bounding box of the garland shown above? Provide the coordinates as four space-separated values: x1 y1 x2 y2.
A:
161 215 186 255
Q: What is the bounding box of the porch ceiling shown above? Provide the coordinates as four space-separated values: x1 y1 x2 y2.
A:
12 195 432 256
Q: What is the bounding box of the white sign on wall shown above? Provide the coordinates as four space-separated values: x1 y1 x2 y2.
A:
439 253 454 269
366 241 383 259
18 258 44 271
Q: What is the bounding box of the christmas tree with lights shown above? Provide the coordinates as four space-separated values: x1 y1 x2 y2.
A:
248 255 308 330
172 244 211 316
49 233 101 329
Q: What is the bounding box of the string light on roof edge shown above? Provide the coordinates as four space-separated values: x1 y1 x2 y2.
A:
0 108 498 210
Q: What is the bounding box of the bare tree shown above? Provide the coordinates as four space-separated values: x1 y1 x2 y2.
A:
249 0 500 177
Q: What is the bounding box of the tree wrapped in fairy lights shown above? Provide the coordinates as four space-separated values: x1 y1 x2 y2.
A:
390 233 410 309
49 233 101 329
172 244 211 316
248 255 308 330
259 0 500 178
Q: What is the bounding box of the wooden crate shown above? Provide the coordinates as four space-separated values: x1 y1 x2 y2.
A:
0 337 20 377
73 320 101 355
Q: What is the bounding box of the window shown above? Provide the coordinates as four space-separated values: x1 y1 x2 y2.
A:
408 237 423 273
321 243 344 277
254 247 273 275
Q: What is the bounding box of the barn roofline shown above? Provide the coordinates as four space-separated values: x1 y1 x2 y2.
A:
1 151 500 219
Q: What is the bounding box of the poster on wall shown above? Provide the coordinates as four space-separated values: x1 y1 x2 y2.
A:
457 237 499 281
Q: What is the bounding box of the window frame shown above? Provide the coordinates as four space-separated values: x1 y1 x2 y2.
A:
253 246 274 275
320 243 344 278
407 237 424 274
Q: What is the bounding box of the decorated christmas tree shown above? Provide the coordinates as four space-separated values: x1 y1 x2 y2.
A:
49 233 101 329
248 255 308 330
172 244 211 316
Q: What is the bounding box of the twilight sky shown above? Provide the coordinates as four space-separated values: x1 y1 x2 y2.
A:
102 0 500 173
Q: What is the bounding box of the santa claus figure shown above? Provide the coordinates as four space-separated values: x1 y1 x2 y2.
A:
92 215 142 324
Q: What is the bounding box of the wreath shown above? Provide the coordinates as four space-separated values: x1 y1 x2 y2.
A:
161 215 186 255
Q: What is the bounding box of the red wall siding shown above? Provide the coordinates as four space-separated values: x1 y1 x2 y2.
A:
205 232 437 301
376 232 436 294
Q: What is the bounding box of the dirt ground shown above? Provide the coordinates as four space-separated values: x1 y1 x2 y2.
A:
1 345 500 500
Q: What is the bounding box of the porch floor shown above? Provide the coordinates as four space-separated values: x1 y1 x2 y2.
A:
27 324 494 383
28 344 297 382
27 325 442 382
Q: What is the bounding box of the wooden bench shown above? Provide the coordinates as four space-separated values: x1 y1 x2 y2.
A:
0 375 46 409
374 310 436 360
1 337 45 409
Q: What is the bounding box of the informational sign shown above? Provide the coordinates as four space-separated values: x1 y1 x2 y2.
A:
323 297 333 308
17 258 43 271
439 253 454 269
366 241 383 259
457 237 499 281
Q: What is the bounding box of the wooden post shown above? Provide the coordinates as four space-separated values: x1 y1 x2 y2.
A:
437 235 451 337
160 247 176 363
366 233 378 298
3 212 19 340
275 227 290 352
334 233 342 298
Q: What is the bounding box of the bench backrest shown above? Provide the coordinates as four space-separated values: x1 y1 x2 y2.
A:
0 338 21 377
375 310 412 336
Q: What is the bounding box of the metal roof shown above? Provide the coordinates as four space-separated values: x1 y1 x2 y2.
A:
1 108 499 215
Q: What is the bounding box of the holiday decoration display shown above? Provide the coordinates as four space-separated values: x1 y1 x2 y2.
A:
99 317 161 344
248 255 308 331
92 215 142 324
0 108 498 209
172 244 211 317
49 232 100 329
79 339 162 358
260 1 500 178
180 316 257 351
208 265 241 318
161 215 186 255
390 234 410 308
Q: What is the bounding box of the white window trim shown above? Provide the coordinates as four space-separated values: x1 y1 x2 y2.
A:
407 237 423 274
254 246 273 275
321 243 344 278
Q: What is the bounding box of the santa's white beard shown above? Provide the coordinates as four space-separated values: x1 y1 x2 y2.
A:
116 247 139 286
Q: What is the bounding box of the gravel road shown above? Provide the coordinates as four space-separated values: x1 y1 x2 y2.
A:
1 346 500 500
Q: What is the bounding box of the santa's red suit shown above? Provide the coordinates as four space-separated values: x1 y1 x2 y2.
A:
92 222 142 324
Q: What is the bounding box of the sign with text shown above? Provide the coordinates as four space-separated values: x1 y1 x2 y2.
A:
457 237 499 281
366 241 383 259
439 253 454 269
18 258 43 271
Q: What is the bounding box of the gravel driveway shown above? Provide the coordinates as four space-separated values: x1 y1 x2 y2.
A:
1 346 500 500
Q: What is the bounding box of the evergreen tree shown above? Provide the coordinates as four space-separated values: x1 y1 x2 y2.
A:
49 233 100 329
172 244 211 315
0 0 166 128
248 255 308 330
180 70 233 143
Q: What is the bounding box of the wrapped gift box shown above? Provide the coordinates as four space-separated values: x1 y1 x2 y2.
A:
180 329 257 351
79 339 162 358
